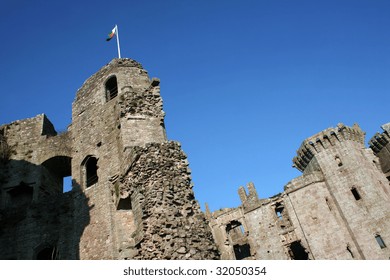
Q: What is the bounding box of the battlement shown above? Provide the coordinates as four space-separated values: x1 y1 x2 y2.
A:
293 123 365 172
369 123 390 154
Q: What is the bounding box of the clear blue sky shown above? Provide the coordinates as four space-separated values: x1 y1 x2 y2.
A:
1 0 389 212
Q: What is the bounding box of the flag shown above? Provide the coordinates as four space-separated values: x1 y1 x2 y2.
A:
106 26 116 41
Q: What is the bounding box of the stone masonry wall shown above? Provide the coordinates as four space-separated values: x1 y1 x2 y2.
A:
208 123 390 260
121 141 220 260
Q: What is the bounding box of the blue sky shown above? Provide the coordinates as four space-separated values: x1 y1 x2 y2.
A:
1 0 390 212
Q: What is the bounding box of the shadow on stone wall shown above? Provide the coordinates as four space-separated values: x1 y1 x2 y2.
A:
0 159 91 260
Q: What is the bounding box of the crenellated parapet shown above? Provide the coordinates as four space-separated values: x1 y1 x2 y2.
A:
369 123 390 154
293 123 365 172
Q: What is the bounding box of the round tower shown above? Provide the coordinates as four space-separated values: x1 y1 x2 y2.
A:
291 123 390 259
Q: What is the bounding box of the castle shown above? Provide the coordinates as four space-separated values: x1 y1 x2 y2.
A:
1 58 389 260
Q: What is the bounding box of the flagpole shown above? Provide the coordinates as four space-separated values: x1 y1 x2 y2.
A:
115 24 121 58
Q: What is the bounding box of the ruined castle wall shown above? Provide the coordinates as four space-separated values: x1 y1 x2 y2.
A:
208 207 245 259
0 186 90 260
1 115 51 191
243 202 291 260
1 58 218 260
119 80 166 148
0 115 72 207
121 142 219 260
0 114 82 260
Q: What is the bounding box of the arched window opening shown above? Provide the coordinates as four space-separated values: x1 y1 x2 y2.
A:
84 156 98 188
42 156 72 194
105 76 118 101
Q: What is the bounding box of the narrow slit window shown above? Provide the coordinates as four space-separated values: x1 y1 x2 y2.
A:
351 187 361 201
375 234 386 249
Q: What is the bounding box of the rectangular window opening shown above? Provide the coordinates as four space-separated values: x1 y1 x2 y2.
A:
117 196 132 210
288 241 309 260
233 244 251 260
375 235 387 249
63 176 72 193
351 187 361 201
275 204 284 220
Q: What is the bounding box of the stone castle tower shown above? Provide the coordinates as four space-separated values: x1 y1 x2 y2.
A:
1 58 390 260
0 58 219 260
207 123 390 259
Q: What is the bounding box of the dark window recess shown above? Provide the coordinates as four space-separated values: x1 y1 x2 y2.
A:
233 244 251 260
105 76 118 101
288 241 309 260
226 220 244 234
275 204 284 220
375 235 387 249
36 247 58 260
86 157 98 187
117 196 132 210
351 187 361 201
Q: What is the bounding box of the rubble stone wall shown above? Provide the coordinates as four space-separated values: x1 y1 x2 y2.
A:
121 142 220 260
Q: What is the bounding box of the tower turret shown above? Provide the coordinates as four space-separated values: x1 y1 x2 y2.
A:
290 123 390 259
